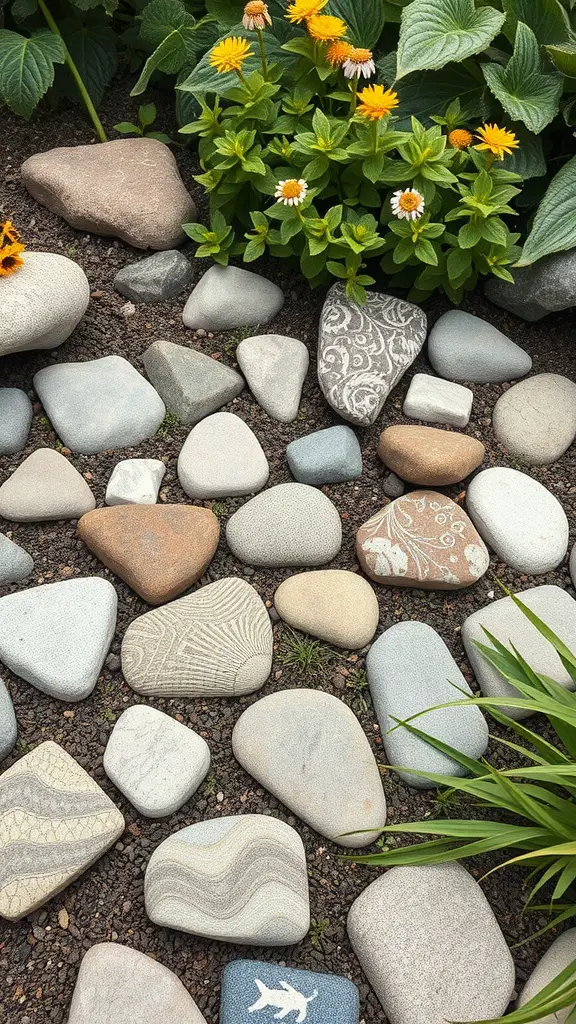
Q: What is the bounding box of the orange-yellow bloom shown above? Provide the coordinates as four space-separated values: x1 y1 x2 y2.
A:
357 83 399 120
326 40 352 66
242 1 272 30
285 0 327 22
448 128 473 150
0 242 25 276
0 220 20 245
474 123 519 160
209 36 253 74
306 14 347 40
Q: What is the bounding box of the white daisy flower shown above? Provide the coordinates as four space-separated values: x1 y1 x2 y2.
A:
342 47 375 80
390 188 425 221
274 178 309 207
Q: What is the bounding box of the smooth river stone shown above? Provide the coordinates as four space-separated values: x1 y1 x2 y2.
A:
236 334 309 422
274 570 379 648
366 621 488 787
113 250 193 303
403 373 473 428
0 741 124 921
427 310 532 383
517 930 576 1024
0 679 17 763
68 943 209 1024
183 265 284 331
0 533 34 584
226 483 342 568
144 815 310 945
486 249 576 321
492 373 576 466
142 339 245 425
220 959 360 1024
356 492 489 589
1 252 90 357
177 412 269 498
122 577 273 698
0 388 33 455
378 425 484 486
286 425 362 486
318 283 427 426
104 705 210 817
347 863 515 1024
232 689 386 847
0 448 95 522
466 467 569 574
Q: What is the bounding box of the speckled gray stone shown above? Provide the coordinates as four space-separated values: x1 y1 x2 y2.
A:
571 542 576 588
236 335 308 422
428 310 532 383
226 483 342 567
0 679 17 762
183 266 284 331
486 249 576 321
0 448 96 522
403 373 473 428
492 373 576 466
142 339 244 424
0 252 90 357
0 533 34 583
113 250 192 303
286 426 362 485
178 412 269 498
366 621 488 787
517 929 576 1024
382 472 405 499
0 389 33 454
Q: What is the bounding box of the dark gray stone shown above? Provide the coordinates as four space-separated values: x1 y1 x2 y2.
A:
286 425 362 485
113 250 192 303
142 340 244 425
486 249 576 321
382 471 405 499
220 959 359 1024
0 389 33 455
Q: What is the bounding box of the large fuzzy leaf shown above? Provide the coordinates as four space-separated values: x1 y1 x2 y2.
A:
502 0 573 44
0 29 65 117
326 0 385 48
377 53 487 128
138 0 195 49
546 40 576 76
396 0 505 79
482 21 563 133
60 21 117 106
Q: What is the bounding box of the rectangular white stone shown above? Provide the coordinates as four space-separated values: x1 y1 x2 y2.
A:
403 373 473 427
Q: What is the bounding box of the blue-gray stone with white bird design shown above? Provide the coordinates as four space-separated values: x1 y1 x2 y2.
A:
220 960 359 1024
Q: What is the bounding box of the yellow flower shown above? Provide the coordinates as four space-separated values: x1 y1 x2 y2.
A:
307 14 347 41
357 84 399 120
0 220 21 246
0 242 25 277
209 36 253 74
474 123 519 160
326 40 352 66
448 128 473 150
285 0 327 23
242 1 272 30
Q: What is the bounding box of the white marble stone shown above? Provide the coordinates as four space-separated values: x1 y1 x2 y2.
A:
403 373 473 427
105 459 166 505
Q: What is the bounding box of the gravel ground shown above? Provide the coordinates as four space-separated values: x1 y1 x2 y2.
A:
2 80 576 1024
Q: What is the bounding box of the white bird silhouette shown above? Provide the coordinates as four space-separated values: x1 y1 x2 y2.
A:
247 979 319 1022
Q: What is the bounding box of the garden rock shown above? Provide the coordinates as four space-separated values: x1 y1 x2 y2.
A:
77 504 219 605
226 483 342 567
220 960 360 1024
366 621 488 787
286 425 362 485
492 373 576 465
347 863 515 1024
104 705 210 817
357 492 489 589
318 283 427 426
0 533 33 583
0 679 17 763
183 265 284 331
122 577 272 698
0 577 117 701
403 373 473 428
232 689 386 847
236 334 308 422
428 310 532 382
142 339 244 424
144 815 309 944
517 930 576 1023
0 741 124 921
21 139 195 249
466 467 569 574
177 412 269 498
571 542 576 588
486 249 576 321
382 472 405 499
274 570 378 648
378 425 484 486
113 250 192 303
68 943 209 1024
462 585 576 721
105 458 166 505
0 389 33 454
34 356 165 455
1 251 90 357
0 448 95 522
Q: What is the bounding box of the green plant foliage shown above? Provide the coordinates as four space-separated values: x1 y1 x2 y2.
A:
517 153 576 263
59 20 117 106
0 28 65 116
395 0 505 79
482 22 563 134
114 101 172 142
327 0 385 48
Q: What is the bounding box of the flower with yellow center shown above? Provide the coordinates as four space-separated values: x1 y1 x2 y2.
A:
390 188 425 221
342 46 375 79
326 40 352 67
448 128 473 150
242 1 272 30
474 123 519 160
285 0 327 23
306 14 347 41
275 178 308 207
209 36 253 74
0 220 20 246
357 83 399 120
0 242 25 277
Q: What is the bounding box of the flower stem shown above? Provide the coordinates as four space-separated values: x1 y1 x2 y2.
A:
256 28 268 80
349 76 358 115
371 118 379 155
235 67 251 91
37 0 108 143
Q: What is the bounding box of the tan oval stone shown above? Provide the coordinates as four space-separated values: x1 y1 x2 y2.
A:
274 570 379 649
356 491 489 590
378 425 484 485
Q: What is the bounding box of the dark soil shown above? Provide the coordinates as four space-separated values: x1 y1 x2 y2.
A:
2 80 576 1024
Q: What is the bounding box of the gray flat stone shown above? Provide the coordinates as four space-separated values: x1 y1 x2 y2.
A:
232 689 386 847
274 570 379 648
286 425 362 485
366 621 488 787
428 310 532 382
0 577 117 701
0 448 96 522
178 412 269 498
0 389 33 454
105 458 166 505
183 265 284 331
0 679 17 763
403 373 473 428
143 339 244 424
34 356 165 455
347 863 515 1024
1 251 90 357
486 249 576 321
492 373 576 466
113 250 192 303
0 533 34 583
517 929 576 1024
236 334 308 422
226 483 342 568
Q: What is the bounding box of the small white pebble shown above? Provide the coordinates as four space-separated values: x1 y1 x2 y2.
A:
216 791 224 803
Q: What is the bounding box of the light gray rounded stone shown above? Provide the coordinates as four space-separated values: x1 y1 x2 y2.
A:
462 585 576 721
571 542 576 588
403 373 473 428
428 310 532 383
232 689 386 847
347 862 515 1024
0 389 33 455
0 679 17 763
236 334 308 422
0 577 117 701
113 250 192 303
145 814 310 945
177 412 269 498
0 251 90 357
286 425 362 485
104 704 210 817
382 471 405 499
366 621 488 787
67 943 209 1024
0 533 34 583
105 458 166 505
226 483 342 567
517 929 576 1024
493 373 576 466
34 356 165 455
486 249 576 321
183 265 284 331
142 339 244 424
0 448 96 522
466 467 569 574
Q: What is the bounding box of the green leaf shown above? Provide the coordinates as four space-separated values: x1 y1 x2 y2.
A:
502 124 547 179
11 0 38 23
326 0 385 48
243 237 266 262
380 59 487 130
481 217 508 245
131 31 187 96
114 121 141 134
362 152 384 182
482 22 563 134
139 0 195 48
459 219 483 247
205 0 244 27
146 131 172 142
414 238 438 264
60 21 117 107
546 40 576 76
396 0 505 79
517 154 576 264
0 29 65 118
502 0 572 44
139 102 156 126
